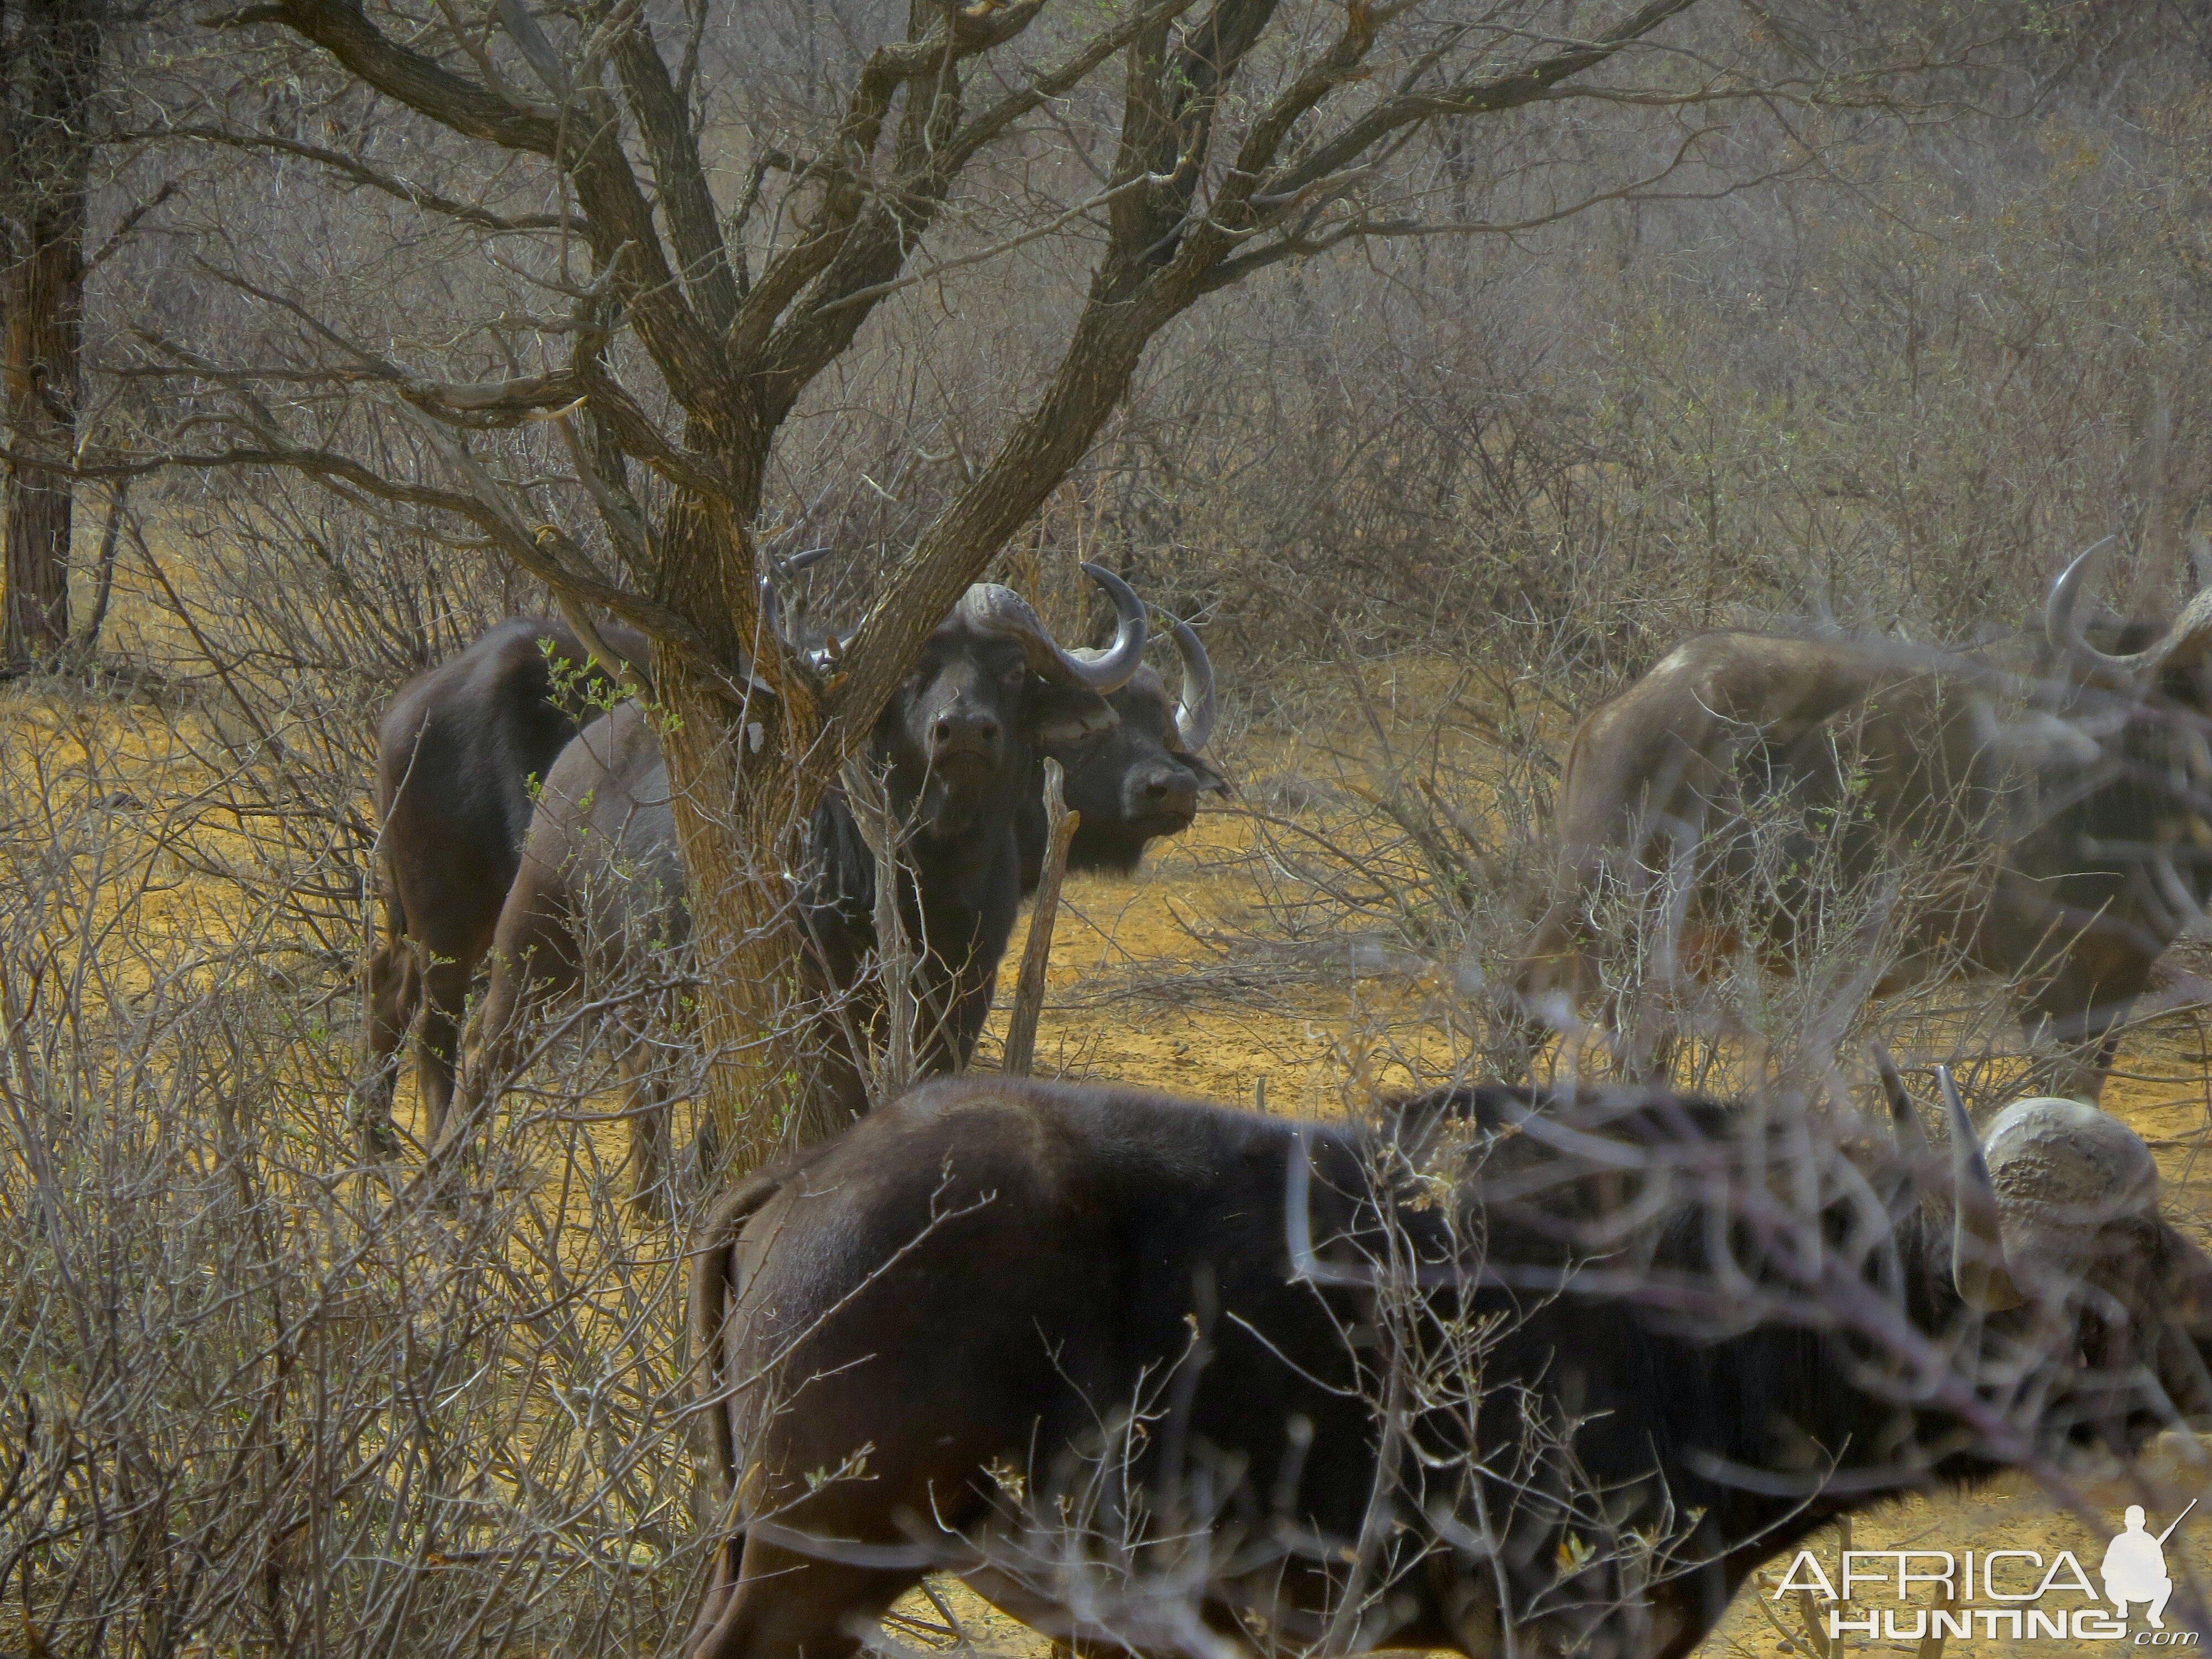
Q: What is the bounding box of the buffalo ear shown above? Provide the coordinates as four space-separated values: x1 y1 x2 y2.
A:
1026 683 1118 748
1182 752 1230 794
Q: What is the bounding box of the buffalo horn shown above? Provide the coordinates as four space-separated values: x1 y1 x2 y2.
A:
760 546 838 659
2044 536 2115 675
1167 618 1218 752
1940 1066 2025 1313
1871 1044 1927 1161
2049 536 2212 684
2151 851 2210 936
957 561 1148 692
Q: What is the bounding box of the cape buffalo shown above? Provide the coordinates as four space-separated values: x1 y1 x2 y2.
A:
361 614 647 1154
1015 617 1228 889
686 1074 2212 1659
446 565 1152 1201
1515 544 2212 1096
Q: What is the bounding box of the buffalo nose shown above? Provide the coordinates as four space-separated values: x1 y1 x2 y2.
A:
1135 768 1198 817
931 710 1000 757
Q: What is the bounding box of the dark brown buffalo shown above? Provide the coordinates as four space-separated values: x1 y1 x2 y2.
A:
360 615 646 1153
1016 618 1228 888
1516 545 2212 1097
686 1074 2212 1659
446 567 1151 1200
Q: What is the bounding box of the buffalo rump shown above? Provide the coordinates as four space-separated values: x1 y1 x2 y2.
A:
361 615 645 1152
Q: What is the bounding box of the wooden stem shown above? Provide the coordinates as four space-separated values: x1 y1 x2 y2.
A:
1002 759 1077 1078
844 752 917 1098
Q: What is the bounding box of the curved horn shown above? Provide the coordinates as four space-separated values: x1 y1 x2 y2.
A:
1871 1044 1927 1162
1166 618 1218 752
758 573 799 648
2047 538 2127 680
1940 1066 2025 1313
2049 536 2212 685
957 562 1149 692
760 547 839 660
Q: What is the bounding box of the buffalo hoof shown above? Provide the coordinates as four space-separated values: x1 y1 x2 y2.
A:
359 1120 403 1165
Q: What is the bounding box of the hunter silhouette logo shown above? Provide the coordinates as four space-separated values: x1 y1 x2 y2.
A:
2105 1502 2193 1630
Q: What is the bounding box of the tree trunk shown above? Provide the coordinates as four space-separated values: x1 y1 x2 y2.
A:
656 661 845 1174
3 425 72 661
663 286 1193 1177
2 0 98 668
648 488 856 1176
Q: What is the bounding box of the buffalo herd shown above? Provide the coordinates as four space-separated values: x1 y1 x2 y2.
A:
361 546 2212 1656
362 561 1224 1180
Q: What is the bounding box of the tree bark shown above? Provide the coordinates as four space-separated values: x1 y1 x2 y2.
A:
2 0 98 668
656 660 853 1172
647 487 859 1172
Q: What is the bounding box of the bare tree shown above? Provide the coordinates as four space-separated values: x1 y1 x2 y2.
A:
2 0 104 666
129 0 1947 1167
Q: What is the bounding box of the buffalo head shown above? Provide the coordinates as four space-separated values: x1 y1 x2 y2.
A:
1929 1075 2212 1436
767 556 1151 839
880 564 1146 836
1055 618 1228 875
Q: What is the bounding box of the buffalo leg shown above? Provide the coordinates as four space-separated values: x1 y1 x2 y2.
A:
1629 1030 1679 1090
2024 1034 2115 1103
441 956 529 1158
415 947 476 1144
682 1534 916 1659
358 940 418 1157
2015 959 2146 1103
444 906 580 1160
935 957 994 1076
2030 1023 2126 1102
613 1030 674 1222
917 933 1004 1080
1508 897 1599 1083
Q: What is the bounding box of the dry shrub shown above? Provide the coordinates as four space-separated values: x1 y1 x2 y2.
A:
0 675 726 1656
0 472 747 1653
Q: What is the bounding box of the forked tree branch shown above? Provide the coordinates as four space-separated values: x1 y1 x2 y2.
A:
195 0 1741 754
242 0 731 412
1259 0 1703 200
613 20 742 333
